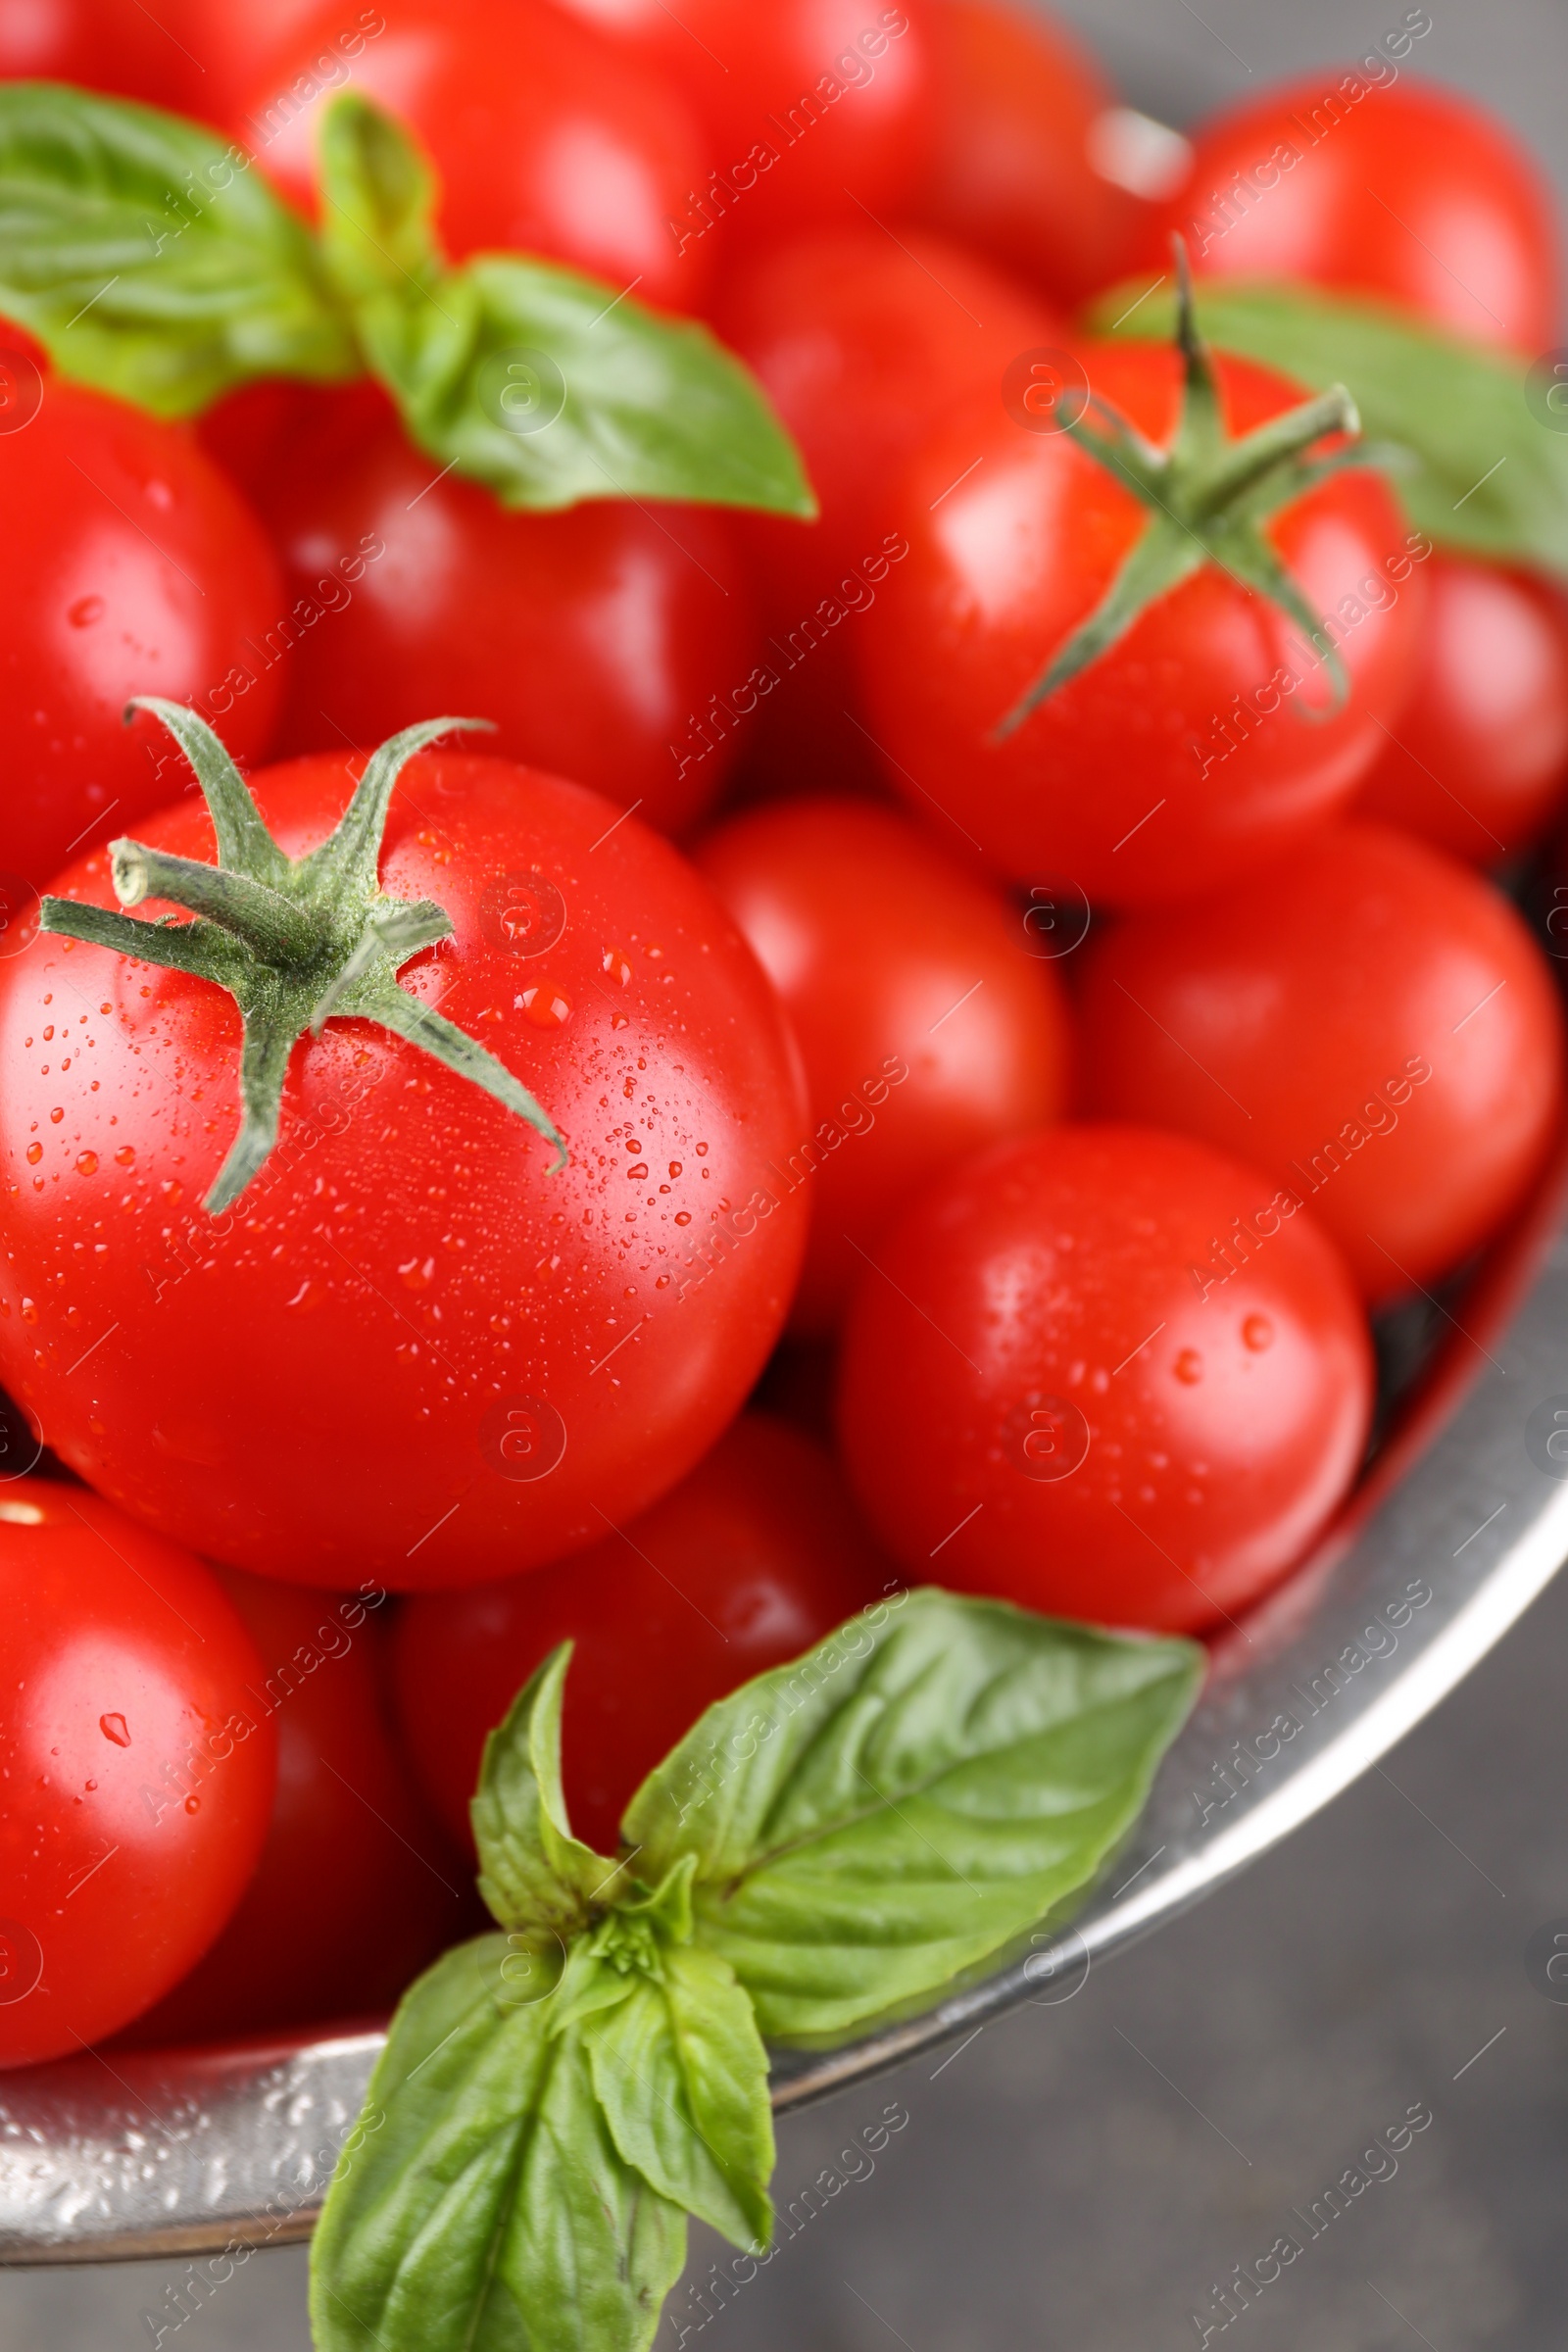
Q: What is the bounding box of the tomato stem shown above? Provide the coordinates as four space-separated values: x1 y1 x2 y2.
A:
37 700 568 1213
993 236 1367 739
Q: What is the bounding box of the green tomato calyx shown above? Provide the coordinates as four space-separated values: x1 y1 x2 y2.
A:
38 700 566 1214
995 236 1373 738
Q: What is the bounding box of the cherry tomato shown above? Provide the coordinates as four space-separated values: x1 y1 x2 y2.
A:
233 0 715 314
118 1569 462 2044
552 0 935 262
176 0 326 125
0 0 189 103
836 1125 1374 1633
1076 823 1566 1304
912 0 1145 306
391 1413 887 1856
715 225 1055 795
0 379 284 893
250 391 760 835
1151 73 1559 353
0 1481 276 2068
1356 557 1568 862
694 797 1072 1331
855 343 1427 905
0 751 808 1589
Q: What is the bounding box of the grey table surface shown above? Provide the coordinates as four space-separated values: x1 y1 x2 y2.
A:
6 0 1568 2343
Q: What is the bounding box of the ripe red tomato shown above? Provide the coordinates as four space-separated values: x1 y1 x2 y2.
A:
391 1412 887 1856
694 797 1072 1332
1355 557 1568 862
911 0 1145 306
1151 73 1559 353
856 342 1427 905
0 751 808 1589
715 225 1055 794
0 380 284 893
836 1125 1373 1634
0 0 188 102
177 0 326 124
118 1569 462 2044
551 0 935 262
250 391 760 835
0 1481 276 2068
1076 823 1566 1304
234 0 715 313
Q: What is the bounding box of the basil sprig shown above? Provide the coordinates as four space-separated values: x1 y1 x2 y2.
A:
0 82 357 413
1090 276 1568 577
311 1592 1200 2352
318 93 815 514
0 82 814 517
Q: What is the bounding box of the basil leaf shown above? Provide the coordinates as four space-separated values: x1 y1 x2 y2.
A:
622 1591 1201 2042
0 81 357 416
318 91 816 516
583 1942 774 2252
471 1643 620 1940
1090 277 1568 577
311 1936 687 2352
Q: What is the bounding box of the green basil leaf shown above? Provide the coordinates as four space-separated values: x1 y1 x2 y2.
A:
311 1936 687 2352
1089 277 1568 577
583 1942 774 2252
471 1643 621 1940
623 1591 1201 2042
0 81 358 416
318 91 816 516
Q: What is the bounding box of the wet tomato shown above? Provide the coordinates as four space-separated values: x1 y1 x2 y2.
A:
836 1125 1374 1633
0 751 807 1590
0 1481 276 2068
0 380 284 893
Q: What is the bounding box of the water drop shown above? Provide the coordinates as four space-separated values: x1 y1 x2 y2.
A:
68 596 104 629
1174 1348 1203 1385
99 1712 130 1747
1242 1313 1274 1352
24 1144 40 1166
75 1152 98 1176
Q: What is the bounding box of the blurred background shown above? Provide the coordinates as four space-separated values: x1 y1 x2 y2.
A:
6 0 1568 2343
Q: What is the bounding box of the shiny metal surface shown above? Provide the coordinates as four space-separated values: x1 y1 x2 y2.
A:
5 1146 1568 2267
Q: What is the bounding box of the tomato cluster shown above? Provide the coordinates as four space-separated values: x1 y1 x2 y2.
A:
0 0 1564 2076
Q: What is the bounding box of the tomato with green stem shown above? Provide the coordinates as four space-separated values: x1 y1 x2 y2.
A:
0 706 808 1590
836 1125 1374 1634
854 259 1427 905
0 1480 276 2069
390 1412 887 1857
1075 821 1566 1304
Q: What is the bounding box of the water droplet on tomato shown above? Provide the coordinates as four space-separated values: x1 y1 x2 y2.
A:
1174 1348 1203 1385
184 1794 200 1814
68 595 104 629
1242 1314 1274 1352
48 1106 63 1124
74 1152 98 1176
115 1146 135 1167
99 1712 130 1747
520 982 571 1029
24 1144 40 1166
602 948 633 987
20 1298 36 1325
